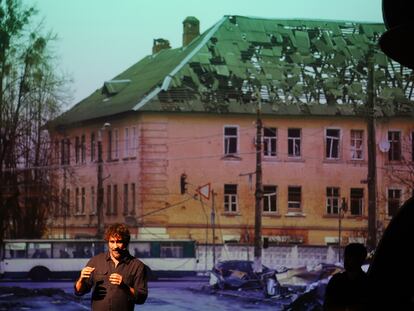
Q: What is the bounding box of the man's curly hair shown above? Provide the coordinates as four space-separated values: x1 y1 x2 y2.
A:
104 223 131 245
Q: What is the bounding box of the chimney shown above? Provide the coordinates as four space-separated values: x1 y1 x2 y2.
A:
152 38 171 54
182 16 200 47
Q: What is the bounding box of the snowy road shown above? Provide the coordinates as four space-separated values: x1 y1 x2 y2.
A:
0 280 285 310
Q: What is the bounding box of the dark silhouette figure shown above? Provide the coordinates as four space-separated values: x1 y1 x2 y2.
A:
323 243 368 311
367 196 414 310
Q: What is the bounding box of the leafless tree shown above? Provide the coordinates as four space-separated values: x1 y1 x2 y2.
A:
0 0 69 240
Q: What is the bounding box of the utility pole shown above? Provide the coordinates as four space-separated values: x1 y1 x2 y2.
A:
96 131 104 238
253 99 263 273
366 51 377 251
211 190 216 266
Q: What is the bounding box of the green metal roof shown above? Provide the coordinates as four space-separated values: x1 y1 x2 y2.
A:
53 16 414 127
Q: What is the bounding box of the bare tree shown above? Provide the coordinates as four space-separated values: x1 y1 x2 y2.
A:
0 0 68 240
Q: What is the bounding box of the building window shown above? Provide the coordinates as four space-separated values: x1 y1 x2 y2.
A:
60 138 70 165
263 127 277 157
388 189 401 217
90 132 96 162
326 187 340 214
131 183 136 215
224 184 238 212
288 186 301 209
388 131 401 161
123 183 128 215
160 243 183 258
81 135 86 163
107 130 112 161
224 126 238 155
350 188 364 216
106 185 112 215
350 130 363 160
326 129 340 159
113 129 119 160
124 128 129 158
61 188 70 216
75 187 80 214
288 128 301 157
263 185 277 213
90 186 96 215
81 187 86 214
131 126 137 157
75 136 80 164
113 184 118 215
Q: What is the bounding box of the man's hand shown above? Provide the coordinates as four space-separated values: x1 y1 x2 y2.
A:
109 273 123 286
75 266 95 292
80 266 95 280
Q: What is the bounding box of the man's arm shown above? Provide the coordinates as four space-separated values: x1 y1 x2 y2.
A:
132 263 148 304
74 266 95 295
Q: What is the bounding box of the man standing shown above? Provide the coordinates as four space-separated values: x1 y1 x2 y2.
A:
75 223 148 310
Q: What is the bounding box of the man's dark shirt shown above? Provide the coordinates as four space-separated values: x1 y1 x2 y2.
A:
323 270 369 311
74 251 148 311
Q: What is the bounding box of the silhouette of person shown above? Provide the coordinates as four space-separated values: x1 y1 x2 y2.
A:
323 243 368 311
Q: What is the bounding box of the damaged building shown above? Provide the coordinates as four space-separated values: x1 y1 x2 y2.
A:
48 15 414 246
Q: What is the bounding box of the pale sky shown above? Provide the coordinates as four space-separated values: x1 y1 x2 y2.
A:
29 0 383 110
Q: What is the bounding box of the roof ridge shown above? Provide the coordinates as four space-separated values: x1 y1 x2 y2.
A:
132 16 228 111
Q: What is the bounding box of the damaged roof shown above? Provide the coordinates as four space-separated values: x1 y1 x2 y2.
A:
54 15 414 127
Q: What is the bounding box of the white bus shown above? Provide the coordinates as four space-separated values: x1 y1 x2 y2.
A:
0 239 197 281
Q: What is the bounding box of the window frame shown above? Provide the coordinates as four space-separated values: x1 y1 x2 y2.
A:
350 188 364 216
326 187 340 215
224 184 238 213
387 188 401 217
223 125 239 156
350 129 364 160
288 186 302 210
263 185 277 213
388 130 401 161
263 127 277 158
325 128 341 160
288 128 301 158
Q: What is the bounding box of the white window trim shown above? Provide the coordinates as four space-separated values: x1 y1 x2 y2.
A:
263 127 277 158
263 186 277 213
223 125 239 156
287 128 301 158
350 129 364 160
325 128 341 160
326 187 340 215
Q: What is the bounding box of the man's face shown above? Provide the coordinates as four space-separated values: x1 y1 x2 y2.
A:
108 235 127 260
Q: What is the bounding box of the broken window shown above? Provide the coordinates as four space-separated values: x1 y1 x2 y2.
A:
387 188 401 217
288 128 301 157
263 185 277 213
263 127 277 157
288 186 301 210
350 188 364 216
224 184 238 212
350 130 363 160
388 131 401 161
224 126 238 155
326 187 340 214
326 129 340 159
